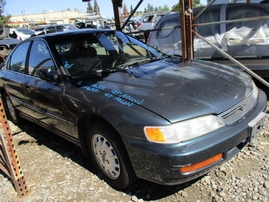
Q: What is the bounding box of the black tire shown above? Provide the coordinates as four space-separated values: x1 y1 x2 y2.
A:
1 92 21 124
87 122 137 189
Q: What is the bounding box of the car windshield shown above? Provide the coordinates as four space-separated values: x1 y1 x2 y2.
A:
17 29 35 35
63 24 78 30
54 30 164 79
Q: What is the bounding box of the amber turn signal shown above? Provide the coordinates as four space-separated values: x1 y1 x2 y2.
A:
144 128 165 142
180 153 223 173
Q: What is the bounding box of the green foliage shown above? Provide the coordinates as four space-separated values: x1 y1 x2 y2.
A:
193 0 201 7
87 2 94 13
171 4 180 12
93 0 99 13
0 0 10 26
0 0 6 15
0 15 10 26
162 5 170 12
123 3 128 15
142 3 171 13
171 0 201 12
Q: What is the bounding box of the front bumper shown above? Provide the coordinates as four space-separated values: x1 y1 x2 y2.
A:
125 90 267 185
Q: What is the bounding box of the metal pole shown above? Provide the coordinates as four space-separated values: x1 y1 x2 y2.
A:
0 99 31 198
112 0 122 31
180 0 193 59
122 0 143 29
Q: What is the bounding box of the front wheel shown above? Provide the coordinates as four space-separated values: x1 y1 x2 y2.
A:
87 122 137 189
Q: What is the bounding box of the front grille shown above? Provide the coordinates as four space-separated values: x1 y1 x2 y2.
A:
218 92 257 125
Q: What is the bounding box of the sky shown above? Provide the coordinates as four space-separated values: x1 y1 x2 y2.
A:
4 0 208 19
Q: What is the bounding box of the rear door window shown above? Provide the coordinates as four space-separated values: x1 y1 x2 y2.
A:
156 15 179 38
226 5 269 31
9 42 31 73
195 7 220 36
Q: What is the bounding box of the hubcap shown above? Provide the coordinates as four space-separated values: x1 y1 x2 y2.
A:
91 134 120 179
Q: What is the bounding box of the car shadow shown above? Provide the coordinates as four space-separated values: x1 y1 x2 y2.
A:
13 120 202 200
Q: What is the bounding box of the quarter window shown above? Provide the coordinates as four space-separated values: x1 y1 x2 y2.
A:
9 42 31 73
157 17 179 38
143 15 154 23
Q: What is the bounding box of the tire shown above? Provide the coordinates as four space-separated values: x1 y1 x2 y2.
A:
1 92 21 124
87 122 137 189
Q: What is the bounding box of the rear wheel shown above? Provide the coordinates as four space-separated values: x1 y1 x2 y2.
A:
87 122 137 189
1 92 21 124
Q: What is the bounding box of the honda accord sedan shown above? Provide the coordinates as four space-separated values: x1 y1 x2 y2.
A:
0 29 267 189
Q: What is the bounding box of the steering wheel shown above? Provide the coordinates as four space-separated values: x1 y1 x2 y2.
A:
111 53 130 68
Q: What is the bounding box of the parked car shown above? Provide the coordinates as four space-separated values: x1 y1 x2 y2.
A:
9 28 35 41
0 27 20 62
137 12 169 42
122 18 144 39
33 24 78 35
75 19 113 29
0 29 267 189
148 3 269 81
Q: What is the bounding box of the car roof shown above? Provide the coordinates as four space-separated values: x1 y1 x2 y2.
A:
29 28 115 40
17 28 31 30
162 3 269 18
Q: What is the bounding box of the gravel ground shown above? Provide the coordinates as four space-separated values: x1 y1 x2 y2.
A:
0 101 268 202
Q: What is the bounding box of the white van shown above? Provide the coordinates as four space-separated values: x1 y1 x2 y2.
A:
148 3 269 81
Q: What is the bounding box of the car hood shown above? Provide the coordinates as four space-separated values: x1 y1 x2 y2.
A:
0 38 20 46
82 58 253 123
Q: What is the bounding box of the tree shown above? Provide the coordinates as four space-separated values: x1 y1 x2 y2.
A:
146 3 154 12
0 0 5 14
123 3 128 15
171 0 201 12
147 3 151 12
87 1 94 13
192 0 201 7
162 4 170 12
93 0 100 14
0 0 10 26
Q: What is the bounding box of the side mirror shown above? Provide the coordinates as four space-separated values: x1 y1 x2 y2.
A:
38 67 56 82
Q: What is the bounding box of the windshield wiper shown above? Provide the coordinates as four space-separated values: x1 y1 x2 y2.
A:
71 68 125 81
126 57 161 68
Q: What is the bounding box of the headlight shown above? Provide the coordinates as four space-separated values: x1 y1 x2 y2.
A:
144 115 225 144
252 81 258 99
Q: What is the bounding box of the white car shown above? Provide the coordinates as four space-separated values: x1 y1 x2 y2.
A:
148 3 269 82
9 28 35 41
33 24 78 35
137 12 169 42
